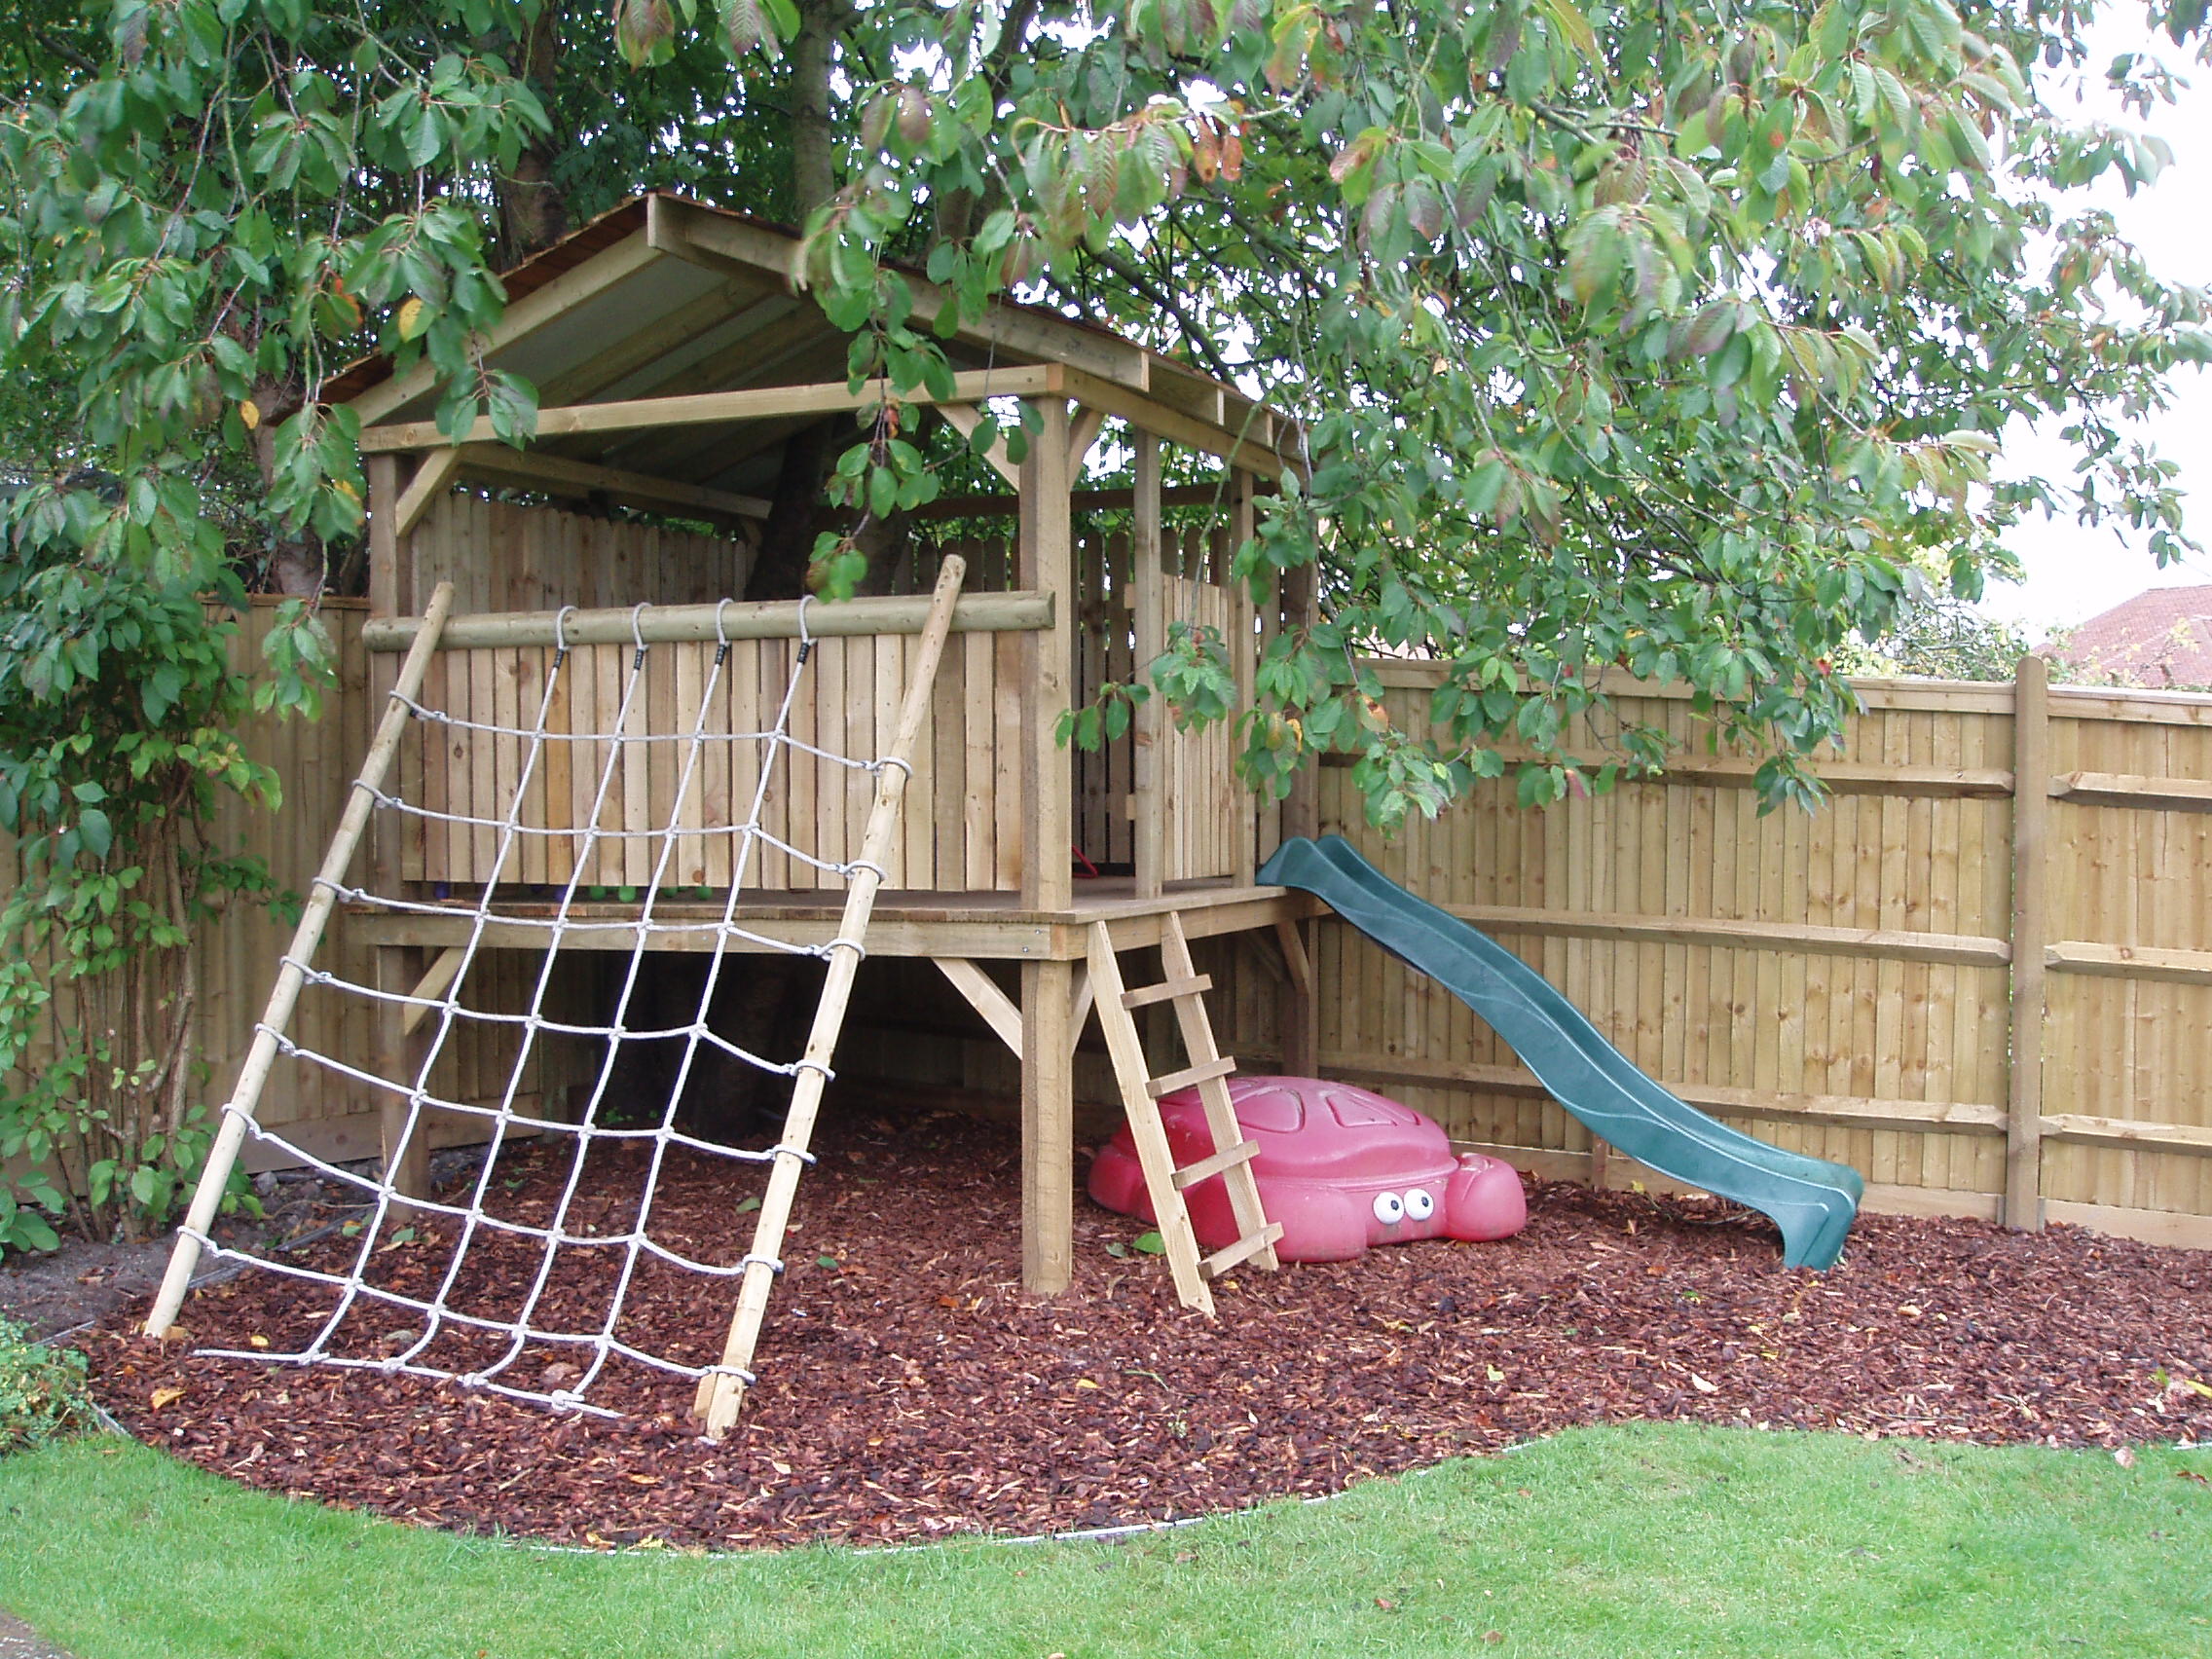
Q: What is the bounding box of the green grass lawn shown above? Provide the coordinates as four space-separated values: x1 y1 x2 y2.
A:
2 1425 2207 1659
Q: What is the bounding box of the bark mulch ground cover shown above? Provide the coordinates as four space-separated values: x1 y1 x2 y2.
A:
82 1107 2212 1550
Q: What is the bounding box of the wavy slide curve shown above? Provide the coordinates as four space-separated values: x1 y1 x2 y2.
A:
1260 835 1863 1270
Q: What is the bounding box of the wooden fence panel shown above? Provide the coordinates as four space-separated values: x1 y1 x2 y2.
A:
1320 664 2212 1250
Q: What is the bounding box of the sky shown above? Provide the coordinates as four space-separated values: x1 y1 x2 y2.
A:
1984 18 2212 639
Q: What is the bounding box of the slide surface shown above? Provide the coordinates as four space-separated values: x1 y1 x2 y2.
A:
1259 835 1863 1270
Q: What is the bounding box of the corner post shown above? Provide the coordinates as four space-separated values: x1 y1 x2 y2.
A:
2007 652 2050 1230
1018 397 1076 1292
1130 433 1165 901
1230 469 1259 886
367 455 404 891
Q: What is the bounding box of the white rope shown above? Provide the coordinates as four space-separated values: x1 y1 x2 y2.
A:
191 613 876 1417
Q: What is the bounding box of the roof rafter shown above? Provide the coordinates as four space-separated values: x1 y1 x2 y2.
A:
645 196 1156 393
357 364 1064 453
342 229 661 426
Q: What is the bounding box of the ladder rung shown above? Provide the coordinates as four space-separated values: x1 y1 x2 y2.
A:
1202 1222 1284 1279
1122 973 1213 1010
1172 1138 1260 1190
1147 1055 1236 1098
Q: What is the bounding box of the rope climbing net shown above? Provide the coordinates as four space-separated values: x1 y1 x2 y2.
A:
149 561 969 1431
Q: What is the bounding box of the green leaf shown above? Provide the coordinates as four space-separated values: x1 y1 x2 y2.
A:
1132 1231 1166 1256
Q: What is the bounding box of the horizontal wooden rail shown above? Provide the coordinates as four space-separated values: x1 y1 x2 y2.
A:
363 589 1053 651
2045 940 2212 986
1360 658 2020 715
2049 771 2212 812
2039 1114 2212 1155
1442 904 2010 968
1321 1052 2009 1136
1317 751 2011 799
360 365 1062 452
2049 686 2212 727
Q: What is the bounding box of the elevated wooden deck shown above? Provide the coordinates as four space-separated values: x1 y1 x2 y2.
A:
348 878 1324 962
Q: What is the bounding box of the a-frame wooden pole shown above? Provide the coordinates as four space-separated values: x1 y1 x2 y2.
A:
144 581 458 1338
696 558 970 1436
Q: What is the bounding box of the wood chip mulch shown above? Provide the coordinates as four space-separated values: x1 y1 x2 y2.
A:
83 1108 2212 1550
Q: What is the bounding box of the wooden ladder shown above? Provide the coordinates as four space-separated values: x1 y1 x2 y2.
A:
1085 913 1283 1312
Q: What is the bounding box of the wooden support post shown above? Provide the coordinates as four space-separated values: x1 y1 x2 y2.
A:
1129 433 1165 901
1279 556 1319 846
375 945 433 1218
144 582 458 1338
1021 958 1077 1294
1231 469 1259 885
2007 652 2050 1231
1274 918 1320 1077
367 455 405 893
1019 398 1074 912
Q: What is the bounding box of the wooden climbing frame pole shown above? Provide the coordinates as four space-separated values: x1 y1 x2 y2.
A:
696 556 970 1437
143 581 458 1338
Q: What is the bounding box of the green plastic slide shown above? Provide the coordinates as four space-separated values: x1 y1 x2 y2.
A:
1259 835 1863 1270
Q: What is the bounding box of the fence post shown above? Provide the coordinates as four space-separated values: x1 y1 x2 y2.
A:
2006 653 2049 1231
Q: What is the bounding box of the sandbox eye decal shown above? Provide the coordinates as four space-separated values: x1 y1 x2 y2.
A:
1372 1191 1406 1225
1404 1188 1437 1222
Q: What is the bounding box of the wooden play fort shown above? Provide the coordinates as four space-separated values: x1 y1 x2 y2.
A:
147 194 1318 1426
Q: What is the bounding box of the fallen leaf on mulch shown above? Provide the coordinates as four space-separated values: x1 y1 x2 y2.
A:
82 1111 2212 1551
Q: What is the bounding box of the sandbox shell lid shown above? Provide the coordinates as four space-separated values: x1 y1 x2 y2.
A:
1149 1075 1456 1182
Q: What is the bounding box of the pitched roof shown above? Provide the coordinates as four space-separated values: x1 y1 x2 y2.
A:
2050 585 2212 689
323 192 1295 503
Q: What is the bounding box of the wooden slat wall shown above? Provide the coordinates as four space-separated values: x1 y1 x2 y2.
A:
407 492 756 613
1071 530 1136 872
1160 542 1238 882
411 632 1022 893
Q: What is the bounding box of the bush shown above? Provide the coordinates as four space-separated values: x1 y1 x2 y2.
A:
0 1317 92 1456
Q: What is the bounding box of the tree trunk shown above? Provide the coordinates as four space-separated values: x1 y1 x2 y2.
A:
247 374 324 595
497 7 570 261
659 0 875 1146
790 0 837 220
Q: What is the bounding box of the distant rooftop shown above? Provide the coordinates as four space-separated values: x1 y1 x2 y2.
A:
2050 584 2212 689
